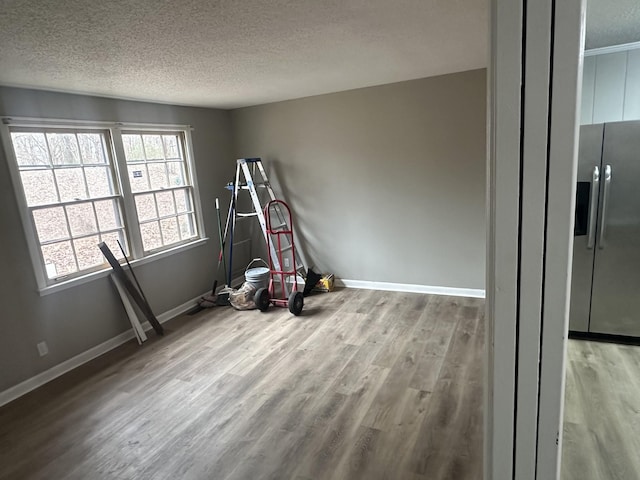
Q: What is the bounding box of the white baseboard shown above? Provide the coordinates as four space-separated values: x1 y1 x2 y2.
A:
336 278 486 299
0 277 484 407
0 292 208 408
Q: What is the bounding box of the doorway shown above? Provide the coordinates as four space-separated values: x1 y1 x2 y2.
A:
561 2 640 476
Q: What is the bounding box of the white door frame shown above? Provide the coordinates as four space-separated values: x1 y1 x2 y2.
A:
486 1 586 479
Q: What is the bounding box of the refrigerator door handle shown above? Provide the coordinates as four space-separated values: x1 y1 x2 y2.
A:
598 164 612 249
587 166 600 248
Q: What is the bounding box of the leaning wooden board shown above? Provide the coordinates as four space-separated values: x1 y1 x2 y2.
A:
98 242 164 336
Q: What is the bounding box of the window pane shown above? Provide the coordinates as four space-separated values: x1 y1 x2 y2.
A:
142 135 164 160
94 199 121 230
85 166 113 198
175 188 191 213
32 207 69 243
148 163 168 190
9 126 198 284
163 135 180 159
74 235 103 270
100 231 127 259
160 217 180 245
66 203 98 236
140 221 162 251
127 164 149 193
135 193 157 221
42 241 77 278
20 170 58 206
11 132 50 166
156 191 175 217
55 168 87 202
178 214 196 240
167 161 185 187
78 133 106 164
47 133 80 165
123 134 145 162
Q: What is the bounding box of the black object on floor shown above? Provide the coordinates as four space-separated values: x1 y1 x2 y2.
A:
303 268 322 297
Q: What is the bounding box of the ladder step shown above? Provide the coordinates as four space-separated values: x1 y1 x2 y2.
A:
240 183 269 189
237 212 259 218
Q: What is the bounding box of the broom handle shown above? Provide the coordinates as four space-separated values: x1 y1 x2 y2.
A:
216 198 227 280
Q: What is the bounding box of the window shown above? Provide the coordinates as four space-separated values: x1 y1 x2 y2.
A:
121 133 197 252
2 120 204 291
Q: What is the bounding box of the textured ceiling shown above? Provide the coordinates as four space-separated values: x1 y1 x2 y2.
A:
0 1 635 109
585 0 640 49
0 0 488 108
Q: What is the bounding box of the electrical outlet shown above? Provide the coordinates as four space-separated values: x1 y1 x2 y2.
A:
37 341 48 357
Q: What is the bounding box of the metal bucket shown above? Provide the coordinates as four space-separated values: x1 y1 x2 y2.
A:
245 258 270 290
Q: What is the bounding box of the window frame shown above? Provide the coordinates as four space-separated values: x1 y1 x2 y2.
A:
0 117 207 295
118 130 200 255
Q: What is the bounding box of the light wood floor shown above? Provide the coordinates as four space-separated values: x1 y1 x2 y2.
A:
562 339 640 480
0 288 484 480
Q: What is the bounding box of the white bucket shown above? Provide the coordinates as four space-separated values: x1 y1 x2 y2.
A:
245 258 270 290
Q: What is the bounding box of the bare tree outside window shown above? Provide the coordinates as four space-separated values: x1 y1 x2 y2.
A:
5 123 202 288
10 129 126 280
122 132 197 252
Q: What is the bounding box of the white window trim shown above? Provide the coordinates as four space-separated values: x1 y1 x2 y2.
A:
37 237 208 296
0 116 207 294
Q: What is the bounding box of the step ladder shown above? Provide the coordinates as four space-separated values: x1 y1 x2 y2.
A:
229 158 307 292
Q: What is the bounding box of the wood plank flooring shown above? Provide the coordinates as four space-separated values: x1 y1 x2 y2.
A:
0 288 484 480
562 339 640 480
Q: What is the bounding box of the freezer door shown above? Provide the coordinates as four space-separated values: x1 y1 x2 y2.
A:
589 121 640 336
569 124 604 332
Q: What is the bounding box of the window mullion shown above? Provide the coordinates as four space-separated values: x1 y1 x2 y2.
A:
111 128 143 259
43 134 63 203
154 192 165 247
75 133 93 200
172 189 182 241
61 206 81 273
91 201 101 244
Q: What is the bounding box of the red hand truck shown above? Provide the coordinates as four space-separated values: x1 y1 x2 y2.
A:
254 200 304 315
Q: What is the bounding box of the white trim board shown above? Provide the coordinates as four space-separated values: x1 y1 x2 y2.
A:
487 1 583 478
336 278 485 298
0 291 209 408
584 40 640 57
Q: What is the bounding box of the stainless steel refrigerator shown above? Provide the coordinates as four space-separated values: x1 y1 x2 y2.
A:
570 121 640 337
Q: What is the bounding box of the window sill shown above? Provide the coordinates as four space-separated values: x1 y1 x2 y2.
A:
38 237 209 296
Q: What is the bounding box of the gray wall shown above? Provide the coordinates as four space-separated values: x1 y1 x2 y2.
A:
231 69 486 289
0 70 486 394
0 87 234 392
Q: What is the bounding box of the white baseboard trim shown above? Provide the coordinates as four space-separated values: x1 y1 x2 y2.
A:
0 292 208 408
0 277 483 407
336 278 486 299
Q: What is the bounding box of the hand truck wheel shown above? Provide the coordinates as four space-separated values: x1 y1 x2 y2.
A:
288 291 304 316
255 287 270 312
